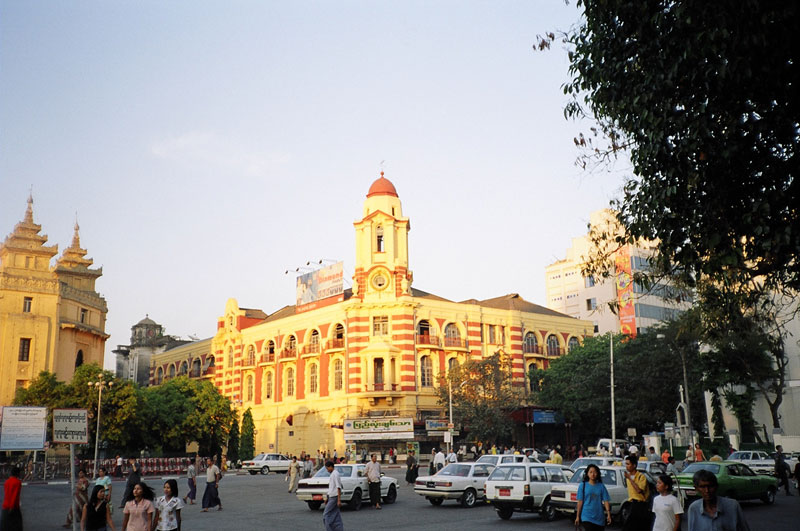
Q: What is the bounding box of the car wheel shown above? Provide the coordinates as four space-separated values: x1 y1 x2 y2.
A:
619 502 631 525
248 470 257 475
260 466 270 475
383 484 397 505
496 506 514 520
540 499 557 522
761 487 776 505
427 497 444 506
461 488 477 508
349 488 362 510
307 501 322 510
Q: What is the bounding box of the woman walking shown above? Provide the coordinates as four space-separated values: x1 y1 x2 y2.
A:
122 482 154 531
154 479 184 531
65 469 90 528
95 467 112 512
120 458 141 508
405 450 418 485
574 464 612 531
182 459 196 505
81 484 115 531
651 474 683 531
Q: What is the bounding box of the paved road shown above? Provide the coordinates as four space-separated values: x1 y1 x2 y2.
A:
13 469 799 530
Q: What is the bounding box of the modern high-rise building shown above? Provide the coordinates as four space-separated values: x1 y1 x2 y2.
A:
545 209 689 336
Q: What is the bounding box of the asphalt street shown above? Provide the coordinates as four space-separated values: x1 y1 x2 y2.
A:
11 469 799 530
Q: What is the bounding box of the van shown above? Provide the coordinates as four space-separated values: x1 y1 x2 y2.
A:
594 438 628 455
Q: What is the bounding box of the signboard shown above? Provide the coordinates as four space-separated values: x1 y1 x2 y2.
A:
532 410 559 424
615 246 637 337
425 419 449 431
405 441 420 456
344 417 414 441
296 262 345 313
53 409 89 444
0 406 47 450
627 427 637 437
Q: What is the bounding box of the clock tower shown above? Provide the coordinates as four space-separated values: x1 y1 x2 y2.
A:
352 173 412 300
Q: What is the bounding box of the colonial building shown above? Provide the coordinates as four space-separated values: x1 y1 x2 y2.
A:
545 209 690 336
0 196 108 406
151 175 592 455
113 315 192 386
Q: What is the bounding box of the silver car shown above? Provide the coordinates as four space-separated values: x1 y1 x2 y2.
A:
414 462 495 508
484 463 572 520
241 453 291 475
296 463 398 510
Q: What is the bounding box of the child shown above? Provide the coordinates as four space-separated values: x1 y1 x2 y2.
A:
154 479 184 531
652 474 683 531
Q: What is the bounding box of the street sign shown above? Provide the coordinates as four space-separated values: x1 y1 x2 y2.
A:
53 409 89 444
627 427 637 437
0 406 47 450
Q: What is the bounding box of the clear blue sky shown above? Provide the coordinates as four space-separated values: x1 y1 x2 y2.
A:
0 1 627 369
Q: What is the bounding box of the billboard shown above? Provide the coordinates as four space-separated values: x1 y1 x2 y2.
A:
53 409 89 444
615 245 637 337
0 406 47 450
343 417 414 440
296 261 345 313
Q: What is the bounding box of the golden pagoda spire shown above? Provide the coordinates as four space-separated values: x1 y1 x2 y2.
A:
24 192 34 224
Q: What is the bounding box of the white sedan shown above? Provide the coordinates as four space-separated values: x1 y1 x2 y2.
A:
414 462 495 508
296 463 398 510
241 453 291 475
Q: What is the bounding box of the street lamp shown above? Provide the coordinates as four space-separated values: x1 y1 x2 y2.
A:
88 377 113 479
609 332 616 445
657 334 693 445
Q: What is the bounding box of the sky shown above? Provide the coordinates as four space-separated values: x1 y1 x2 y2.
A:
0 1 629 370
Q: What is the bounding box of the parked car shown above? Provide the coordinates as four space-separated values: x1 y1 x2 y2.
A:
769 451 799 474
675 461 778 504
296 463 398 510
484 463 572 520
241 453 291 475
549 466 656 524
728 451 774 476
476 454 530 467
414 462 494 507
637 460 668 476
569 456 621 471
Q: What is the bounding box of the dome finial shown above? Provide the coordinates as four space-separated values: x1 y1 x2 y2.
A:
24 191 34 223
71 213 81 249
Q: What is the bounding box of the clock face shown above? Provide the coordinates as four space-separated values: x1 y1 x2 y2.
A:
372 273 388 290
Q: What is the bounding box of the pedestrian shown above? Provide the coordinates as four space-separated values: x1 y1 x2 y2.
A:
621 454 650 531
365 454 382 510
303 456 313 478
687 469 749 531
661 448 671 464
647 446 658 461
628 443 639 456
182 458 196 505
322 461 343 531
666 456 679 476
201 457 222 512
551 448 563 464
684 445 694 468
121 458 141 508
65 469 90 527
693 443 706 463
287 456 302 493
774 445 792 495
652 474 682 531
405 450 418 485
446 448 457 464
81 484 115 531
154 479 184 531
95 466 113 515
122 481 154 531
115 455 123 478
574 464 611 531
388 447 394 464
434 448 445 471
1 465 23 531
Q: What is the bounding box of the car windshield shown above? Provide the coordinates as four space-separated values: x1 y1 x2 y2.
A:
570 467 618 486
729 452 747 459
314 465 352 478
488 466 525 481
682 463 720 474
477 456 498 465
438 464 472 477
253 454 265 460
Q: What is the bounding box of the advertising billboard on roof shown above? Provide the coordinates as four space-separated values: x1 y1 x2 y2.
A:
296 262 344 313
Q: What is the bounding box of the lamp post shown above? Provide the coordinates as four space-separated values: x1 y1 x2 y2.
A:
657 334 693 445
609 332 616 445
88 377 113 479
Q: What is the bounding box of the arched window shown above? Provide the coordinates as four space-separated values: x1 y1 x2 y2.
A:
265 372 273 399
374 358 384 385
334 323 345 339
228 347 234 367
156 367 163 384
286 368 295 396
524 332 538 353
444 323 461 347
447 357 459 372
191 359 201 377
75 349 84 368
568 337 580 353
207 355 215 367
420 356 433 387
310 330 320 352
268 340 275 354
546 334 560 356
168 364 176 379
287 335 297 352
376 225 384 252
309 363 318 393
333 359 343 391
247 345 255 365
246 375 254 401
417 320 431 336
179 361 188 375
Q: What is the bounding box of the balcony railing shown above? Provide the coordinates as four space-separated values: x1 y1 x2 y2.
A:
443 337 466 349
302 343 321 355
415 334 441 347
280 348 297 359
261 352 275 363
523 344 543 355
326 338 345 350
365 383 398 392
546 347 565 357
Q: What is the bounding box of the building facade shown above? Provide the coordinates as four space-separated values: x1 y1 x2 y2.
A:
151 175 592 456
113 315 192 386
0 196 108 406
545 209 689 336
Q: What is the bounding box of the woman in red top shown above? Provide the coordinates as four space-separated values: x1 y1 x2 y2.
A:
1 465 23 531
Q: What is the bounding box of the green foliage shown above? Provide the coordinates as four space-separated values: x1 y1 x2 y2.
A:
227 414 240 463
240 408 255 461
437 353 524 445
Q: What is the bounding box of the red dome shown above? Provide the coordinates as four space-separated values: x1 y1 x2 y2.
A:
367 172 398 198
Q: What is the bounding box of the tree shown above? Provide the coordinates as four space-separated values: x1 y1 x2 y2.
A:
550 2 799 294
437 353 524 445
240 408 255 461
227 414 240 464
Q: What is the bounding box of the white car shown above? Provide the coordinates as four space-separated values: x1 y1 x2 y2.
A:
241 453 291 475
549 466 656 524
476 454 530 467
414 462 495 508
296 463 398 510
729 451 774 476
484 463 572 520
569 456 621 471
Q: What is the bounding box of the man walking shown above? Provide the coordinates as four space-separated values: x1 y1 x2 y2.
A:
774 445 792 495
0 465 23 531
323 461 344 531
201 456 222 511
433 448 446 471
365 454 382 509
687 469 750 530
446 448 457 465
622 455 650 531
183 457 197 505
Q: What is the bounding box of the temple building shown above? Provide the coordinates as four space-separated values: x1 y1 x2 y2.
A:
0 196 108 406
151 175 592 455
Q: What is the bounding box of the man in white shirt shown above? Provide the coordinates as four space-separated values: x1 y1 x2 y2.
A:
323 461 344 531
201 457 222 511
433 448 446 471
365 454 382 509
446 449 457 464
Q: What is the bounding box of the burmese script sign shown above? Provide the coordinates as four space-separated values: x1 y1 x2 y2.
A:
0 406 47 450
344 417 414 440
53 408 89 444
